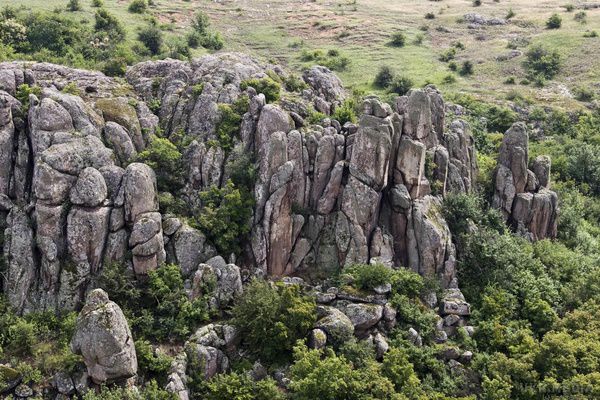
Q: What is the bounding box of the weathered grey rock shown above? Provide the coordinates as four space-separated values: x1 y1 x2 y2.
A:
70 167 107 207
308 328 327 349
315 307 354 345
71 289 137 384
343 303 384 330
122 163 159 224
103 122 137 165
532 155 551 188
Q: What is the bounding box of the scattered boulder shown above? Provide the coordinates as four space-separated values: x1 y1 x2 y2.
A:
70 289 138 384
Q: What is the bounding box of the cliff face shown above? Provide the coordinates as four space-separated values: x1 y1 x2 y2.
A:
0 53 555 314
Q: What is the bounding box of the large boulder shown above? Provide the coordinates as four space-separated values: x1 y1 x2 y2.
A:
70 289 137 384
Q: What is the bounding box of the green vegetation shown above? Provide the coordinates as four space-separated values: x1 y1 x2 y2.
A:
136 136 184 193
231 280 316 363
98 263 210 342
240 77 281 103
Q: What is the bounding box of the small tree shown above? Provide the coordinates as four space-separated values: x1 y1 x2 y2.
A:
460 60 474 76
524 44 561 79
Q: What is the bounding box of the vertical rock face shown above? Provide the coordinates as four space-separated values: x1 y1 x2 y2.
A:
70 289 138 384
492 123 558 240
0 54 487 313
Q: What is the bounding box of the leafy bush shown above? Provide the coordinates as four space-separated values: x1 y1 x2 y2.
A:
345 263 394 291
136 136 184 193
67 0 81 11
196 180 254 256
546 13 562 29
389 76 414 95
192 11 210 34
95 8 125 41
389 32 406 47
135 339 173 382
98 263 209 341
195 372 285 400
374 65 395 88
524 44 561 80
81 380 176 400
138 24 163 55
231 280 316 363
214 95 249 153
128 0 147 14
331 98 358 125
459 60 474 76
240 77 281 103
200 31 224 50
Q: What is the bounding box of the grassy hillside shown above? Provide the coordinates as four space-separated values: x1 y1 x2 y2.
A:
4 0 599 109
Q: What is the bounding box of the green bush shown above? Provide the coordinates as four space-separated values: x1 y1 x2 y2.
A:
164 37 190 60
459 60 474 76
138 24 163 55
524 44 561 80
195 372 285 400
345 263 394 291
546 13 562 29
128 0 147 14
374 65 395 88
231 280 316 363
389 32 406 47
92 0 104 7
98 263 209 341
15 84 42 113
214 95 249 152
389 76 414 95
196 180 254 256
135 339 173 382
192 11 210 34
82 381 176 400
331 98 358 125
200 31 224 50
95 8 125 41
240 77 281 103
67 0 81 11
136 136 184 192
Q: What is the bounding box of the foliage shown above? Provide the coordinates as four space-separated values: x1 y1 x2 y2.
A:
81 380 176 399
135 340 173 383
98 263 209 342
389 32 406 47
241 77 281 103
196 180 254 256
15 84 41 114
136 136 184 193
345 263 395 291
138 24 163 55
389 76 414 95
374 65 395 88
546 13 562 29
67 0 81 12
331 98 358 125
194 371 285 400
459 60 474 76
231 280 316 363
128 0 148 14
524 45 561 80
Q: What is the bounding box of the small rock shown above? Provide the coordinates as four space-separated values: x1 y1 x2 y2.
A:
14 384 33 398
407 328 422 347
308 328 327 349
459 351 473 364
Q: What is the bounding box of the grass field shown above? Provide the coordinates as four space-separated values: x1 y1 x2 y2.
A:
3 0 599 109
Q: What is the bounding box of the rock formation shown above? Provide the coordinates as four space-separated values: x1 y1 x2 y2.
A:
492 123 558 240
0 53 485 316
70 289 137 384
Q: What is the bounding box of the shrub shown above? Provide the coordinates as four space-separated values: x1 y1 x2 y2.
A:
283 74 308 92
99 263 210 341
442 74 457 84
196 180 254 256
138 25 163 55
345 263 394 291
81 381 176 399
389 32 406 47
164 37 190 60
583 30 598 38
574 11 587 23
24 12 81 56
66 0 81 11
459 60 474 76
92 0 103 7
15 84 42 113
95 9 125 40
128 0 147 14
200 31 224 50
374 65 395 88
546 13 562 29
524 45 561 79
439 47 456 62
135 340 173 382
0 19 27 51
485 104 518 132
240 77 281 103
473 0 482 6
231 280 316 363
197 372 285 400
425 12 435 20
331 98 358 125
136 136 184 192
389 76 414 95
192 11 210 34
215 96 247 152
506 8 516 19
573 86 595 102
